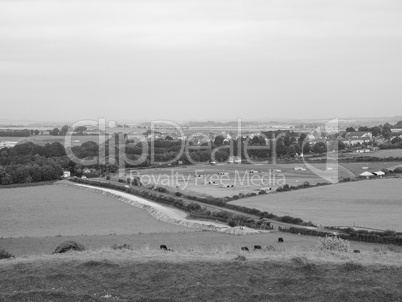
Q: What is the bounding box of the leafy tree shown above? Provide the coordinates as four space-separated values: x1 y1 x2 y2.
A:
382 127 392 140
49 128 59 136
59 125 69 136
74 126 87 134
346 127 356 132
312 142 327 154
213 135 225 147
338 140 346 150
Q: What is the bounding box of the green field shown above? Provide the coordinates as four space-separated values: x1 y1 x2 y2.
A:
0 249 401 302
0 230 382 257
125 163 356 199
0 185 191 238
229 178 402 231
360 149 402 158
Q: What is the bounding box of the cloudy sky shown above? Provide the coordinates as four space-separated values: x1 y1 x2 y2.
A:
0 0 401 122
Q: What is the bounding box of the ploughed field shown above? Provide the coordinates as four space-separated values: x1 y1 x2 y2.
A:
0 185 191 238
229 178 402 231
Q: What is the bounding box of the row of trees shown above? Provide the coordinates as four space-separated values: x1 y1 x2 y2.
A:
0 129 36 137
0 160 63 185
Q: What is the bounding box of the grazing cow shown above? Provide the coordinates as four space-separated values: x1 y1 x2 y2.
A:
241 247 249 252
254 245 262 251
278 237 284 243
353 250 361 253
160 245 168 251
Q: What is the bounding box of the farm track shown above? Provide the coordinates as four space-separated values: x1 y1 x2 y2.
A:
57 182 264 235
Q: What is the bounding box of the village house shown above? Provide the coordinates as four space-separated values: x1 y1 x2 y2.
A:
342 131 373 146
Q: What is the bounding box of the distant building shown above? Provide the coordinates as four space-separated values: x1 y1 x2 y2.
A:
63 171 71 178
342 132 373 146
234 156 241 164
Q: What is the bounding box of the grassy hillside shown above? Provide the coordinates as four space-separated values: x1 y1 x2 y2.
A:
1 248 401 302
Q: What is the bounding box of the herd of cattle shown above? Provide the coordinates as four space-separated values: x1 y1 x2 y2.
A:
159 239 361 253
159 237 286 253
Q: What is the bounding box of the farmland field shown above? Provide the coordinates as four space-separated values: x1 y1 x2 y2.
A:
340 161 402 175
360 149 402 158
0 135 100 146
124 163 356 198
229 178 402 231
0 185 192 238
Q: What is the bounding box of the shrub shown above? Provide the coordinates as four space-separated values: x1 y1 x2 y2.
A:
276 186 283 192
234 255 246 261
53 240 85 254
317 236 350 252
228 219 236 227
175 192 182 197
118 178 125 183
0 249 14 259
111 243 132 250
106 175 111 180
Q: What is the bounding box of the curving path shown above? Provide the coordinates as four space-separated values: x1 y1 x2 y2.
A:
58 182 264 235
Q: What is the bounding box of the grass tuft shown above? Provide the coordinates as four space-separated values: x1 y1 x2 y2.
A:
0 249 14 260
81 260 119 268
233 255 247 261
342 261 365 271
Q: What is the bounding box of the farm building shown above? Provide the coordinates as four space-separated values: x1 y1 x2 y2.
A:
63 171 71 178
359 171 374 178
294 167 306 171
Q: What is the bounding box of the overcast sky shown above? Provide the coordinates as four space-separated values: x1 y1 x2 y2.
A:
0 0 401 122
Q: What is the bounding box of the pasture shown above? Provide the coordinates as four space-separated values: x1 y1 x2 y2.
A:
0 248 401 302
229 178 402 232
360 149 402 158
126 162 356 198
0 229 383 257
0 185 191 238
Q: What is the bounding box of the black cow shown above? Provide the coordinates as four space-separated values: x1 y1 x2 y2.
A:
278 238 284 243
353 250 361 253
241 247 249 252
254 245 262 251
160 245 168 251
